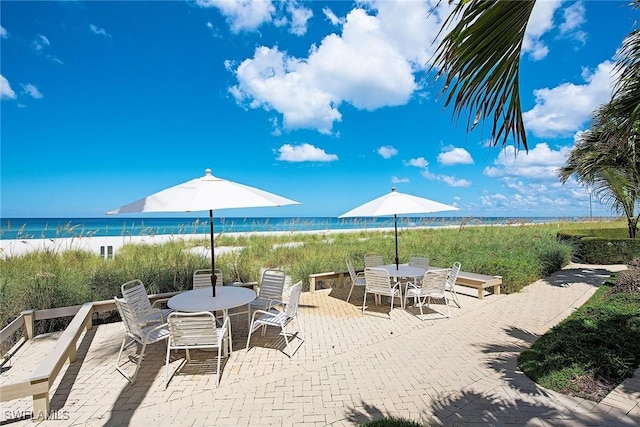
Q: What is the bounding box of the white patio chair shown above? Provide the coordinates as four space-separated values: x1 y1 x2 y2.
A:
404 269 450 319
362 267 402 317
121 279 172 326
403 256 430 288
248 268 287 325
246 281 304 357
445 262 462 308
193 268 223 289
346 258 366 303
114 296 170 384
164 311 230 388
408 256 429 269
364 254 384 268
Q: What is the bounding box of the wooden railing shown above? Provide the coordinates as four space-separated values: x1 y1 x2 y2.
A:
0 291 179 421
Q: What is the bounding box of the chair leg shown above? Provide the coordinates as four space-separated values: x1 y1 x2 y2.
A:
245 332 252 351
130 341 147 384
216 345 222 387
164 346 171 389
281 323 293 358
295 317 305 343
444 295 451 318
362 290 368 313
115 337 128 372
448 286 461 308
346 283 355 303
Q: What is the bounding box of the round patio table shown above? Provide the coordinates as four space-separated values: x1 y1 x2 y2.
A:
375 264 428 308
168 286 256 345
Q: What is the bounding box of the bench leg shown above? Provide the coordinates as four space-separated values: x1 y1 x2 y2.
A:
310 277 316 293
493 284 501 295
477 288 484 300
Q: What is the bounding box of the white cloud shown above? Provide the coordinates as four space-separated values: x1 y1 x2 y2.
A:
1 25 7 38
276 143 338 162
404 157 428 168
523 61 615 137
560 1 585 34
90 24 111 38
323 7 344 26
196 0 310 35
196 0 275 33
475 174 596 215
0 74 16 100
420 168 471 187
21 83 43 99
286 1 313 36
30 33 63 64
391 176 409 184
32 34 50 52
438 147 474 166
378 145 398 159
229 46 341 134
483 142 570 180
522 0 562 61
227 1 453 134
438 175 471 187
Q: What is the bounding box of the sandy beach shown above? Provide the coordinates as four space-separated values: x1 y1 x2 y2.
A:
0 227 403 260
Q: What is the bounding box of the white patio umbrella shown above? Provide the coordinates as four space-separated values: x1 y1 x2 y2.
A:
339 187 458 269
107 168 300 296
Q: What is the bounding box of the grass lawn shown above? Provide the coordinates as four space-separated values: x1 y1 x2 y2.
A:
518 267 640 401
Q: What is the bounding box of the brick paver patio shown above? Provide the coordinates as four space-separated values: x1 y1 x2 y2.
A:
1 263 638 426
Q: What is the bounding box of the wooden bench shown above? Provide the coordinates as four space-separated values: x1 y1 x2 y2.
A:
309 270 359 292
455 271 502 300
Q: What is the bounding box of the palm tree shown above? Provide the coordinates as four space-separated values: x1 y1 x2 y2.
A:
432 0 640 237
558 7 640 238
558 106 640 238
430 0 639 152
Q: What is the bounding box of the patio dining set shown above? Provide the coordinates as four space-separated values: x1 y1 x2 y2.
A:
113 268 304 389
346 255 462 319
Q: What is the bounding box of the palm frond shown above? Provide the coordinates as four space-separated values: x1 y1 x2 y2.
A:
430 0 535 151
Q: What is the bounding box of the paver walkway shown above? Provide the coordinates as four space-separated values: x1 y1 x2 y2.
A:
1 263 638 426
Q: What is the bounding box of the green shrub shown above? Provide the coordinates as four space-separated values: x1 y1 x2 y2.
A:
557 227 640 264
362 417 423 427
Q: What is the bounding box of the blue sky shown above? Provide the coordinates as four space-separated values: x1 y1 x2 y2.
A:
1 0 637 219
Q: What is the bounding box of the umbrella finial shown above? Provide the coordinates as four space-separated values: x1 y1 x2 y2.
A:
205 168 212 176
391 187 396 192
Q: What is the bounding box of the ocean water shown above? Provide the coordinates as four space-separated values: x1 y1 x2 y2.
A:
0 216 594 240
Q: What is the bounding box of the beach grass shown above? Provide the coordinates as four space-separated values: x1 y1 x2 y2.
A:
0 221 624 332
0 219 624 338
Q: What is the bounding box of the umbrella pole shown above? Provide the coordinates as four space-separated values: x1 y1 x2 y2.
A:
394 214 399 269
210 209 216 297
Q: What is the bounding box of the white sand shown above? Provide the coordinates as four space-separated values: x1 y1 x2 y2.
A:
0 227 400 260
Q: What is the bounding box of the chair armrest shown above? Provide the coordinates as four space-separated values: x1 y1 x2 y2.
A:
142 322 168 340
152 298 170 309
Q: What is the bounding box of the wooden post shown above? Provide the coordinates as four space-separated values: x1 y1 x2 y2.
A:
21 310 35 340
31 380 50 420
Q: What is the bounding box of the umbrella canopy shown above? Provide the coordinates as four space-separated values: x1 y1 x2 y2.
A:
107 168 300 295
339 188 458 268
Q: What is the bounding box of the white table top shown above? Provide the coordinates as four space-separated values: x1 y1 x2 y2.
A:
375 264 426 278
168 286 256 312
